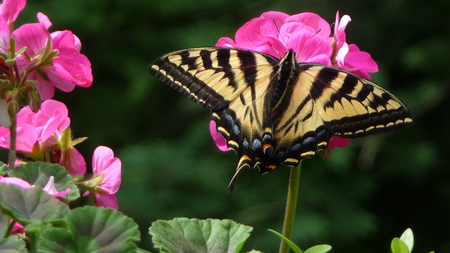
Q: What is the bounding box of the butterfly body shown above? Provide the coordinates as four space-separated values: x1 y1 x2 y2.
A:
149 47 413 189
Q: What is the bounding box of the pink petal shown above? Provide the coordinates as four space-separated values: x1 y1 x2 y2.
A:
209 121 230 152
51 30 76 49
215 37 237 47
42 176 58 195
13 23 49 55
328 136 350 150
333 11 351 48
37 12 52 30
52 48 93 87
0 0 26 23
62 147 86 176
16 106 35 126
260 11 289 29
288 32 332 65
0 176 33 189
0 16 10 54
15 124 38 152
43 67 77 92
33 100 70 143
286 12 331 38
11 221 24 234
43 176 71 197
345 44 379 72
52 188 71 197
95 193 119 210
234 17 280 50
253 35 287 58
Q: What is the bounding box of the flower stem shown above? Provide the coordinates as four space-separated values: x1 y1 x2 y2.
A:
8 109 17 170
279 162 302 253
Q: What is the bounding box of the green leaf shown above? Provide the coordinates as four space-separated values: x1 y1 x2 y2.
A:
150 218 253 253
24 220 54 235
391 238 410 253
9 162 80 201
399 228 414 252
0 184 69 225
39 206 140 253
0 212 11 238
0 235 27 253
304 245 332 253
137 248 154 253
0 161 8 176
267 229 303 253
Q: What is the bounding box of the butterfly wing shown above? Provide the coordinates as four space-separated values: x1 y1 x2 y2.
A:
269 64 414 167
149 47 280 172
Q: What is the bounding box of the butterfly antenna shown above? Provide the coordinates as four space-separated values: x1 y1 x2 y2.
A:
269 19 285 58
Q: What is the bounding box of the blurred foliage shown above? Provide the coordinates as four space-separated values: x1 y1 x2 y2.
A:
11 0 450 252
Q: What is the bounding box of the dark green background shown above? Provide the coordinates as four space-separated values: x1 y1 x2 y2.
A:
15 0 450 252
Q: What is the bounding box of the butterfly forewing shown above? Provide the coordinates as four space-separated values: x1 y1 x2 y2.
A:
149 47 277 111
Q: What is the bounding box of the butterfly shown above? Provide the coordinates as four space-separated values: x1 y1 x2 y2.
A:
149 47 413 191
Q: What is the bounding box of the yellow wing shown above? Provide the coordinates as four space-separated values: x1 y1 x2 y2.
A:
150 47 414 192
149 47 280 176
269 64 414 168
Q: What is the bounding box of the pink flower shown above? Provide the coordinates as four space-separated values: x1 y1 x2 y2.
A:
212 11 380 156
0 0 26 24
13 13 93 100
0 99 69 152
331 12 378 79
0 99 86 176
216 11 333 65
83 146 121 210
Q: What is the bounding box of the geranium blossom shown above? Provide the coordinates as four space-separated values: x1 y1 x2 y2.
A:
83 146 121 210
211 11 380 155
0 99 86 176
13 12 93 100
217 11 333 65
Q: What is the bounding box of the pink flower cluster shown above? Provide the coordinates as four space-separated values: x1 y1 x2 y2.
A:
0 100 85 175
0 0 121 210
0 0 92 101
211 11 379 153
0 100 122 209
216 11 378 79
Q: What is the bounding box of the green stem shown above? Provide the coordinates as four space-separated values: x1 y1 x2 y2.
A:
279 162 302 253
7 108 17 170
29 231 39 253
